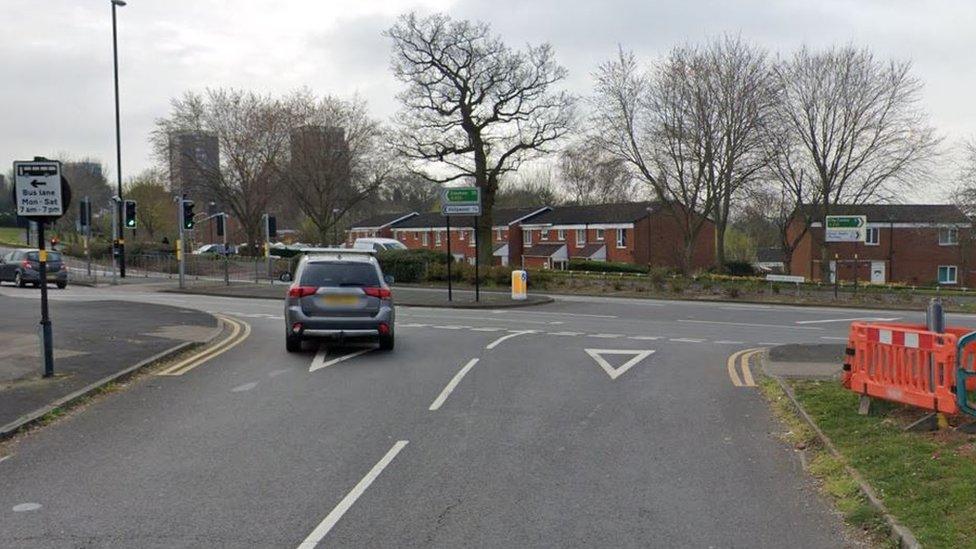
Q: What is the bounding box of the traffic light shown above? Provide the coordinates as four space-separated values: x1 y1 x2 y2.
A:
267 215 277 239
215 214 225 237
182 200 195 230
124 200 137 229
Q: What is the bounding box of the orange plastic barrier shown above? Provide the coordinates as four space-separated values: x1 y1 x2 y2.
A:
842 322 975 415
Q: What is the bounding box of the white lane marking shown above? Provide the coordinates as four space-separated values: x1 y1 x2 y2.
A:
486 330 535 350
795 316 900 325
231 382 258 392
758 342 784 346
470 327 503 332
588 333 624 339
549 321 565 325
491 310 618 319
0 455 10 465
548 331 583 336
429 358 480 411
713 340 745 345
397 323 428 328
310 348 373 373
431 325 468 330
720 305 772 310
584 349 655 380
821 336 849 341
403 314 551 325
268 369 290 378
677 319 824 331
669 338 706 343
12 503 41 512
297 440 409 549
628 335 660 340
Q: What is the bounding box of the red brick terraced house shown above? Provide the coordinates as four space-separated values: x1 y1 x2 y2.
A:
346 212 419 243
787 204 976 287
386 207 551 266
517 202 715 271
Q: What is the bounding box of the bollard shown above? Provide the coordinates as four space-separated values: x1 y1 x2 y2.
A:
511 270 527 301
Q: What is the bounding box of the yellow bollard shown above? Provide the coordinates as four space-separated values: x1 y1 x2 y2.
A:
511 270 527 301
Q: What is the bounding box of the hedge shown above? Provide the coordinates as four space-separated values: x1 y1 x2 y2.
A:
566 259 647 274
376 249 451 283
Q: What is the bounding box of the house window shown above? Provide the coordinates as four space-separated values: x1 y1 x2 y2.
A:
596 228 605 241
557 229 565 241
541 230 549 240
939 228 959 246
459 230 465 240
939 265 958 285
496 228 503 241
435 231 442 246
616 228 627 248
421 232 428 246
525 230 533 247
865 227 879 246
576 228 586 247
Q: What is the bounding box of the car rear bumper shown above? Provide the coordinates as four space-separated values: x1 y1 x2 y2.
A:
284 305 394 339
21 270 68 282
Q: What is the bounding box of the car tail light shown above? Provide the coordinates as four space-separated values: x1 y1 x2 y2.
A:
288 285 317 298
291 322 303 334
363 287 392 299
378 322 390 335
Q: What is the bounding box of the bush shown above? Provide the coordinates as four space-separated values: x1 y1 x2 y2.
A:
487 266 513 286
647 267 670 288
376 249 445 283
668 278 686 293
723 260 756 277
526 268 552 289
567 259 647 274
724 285 741 299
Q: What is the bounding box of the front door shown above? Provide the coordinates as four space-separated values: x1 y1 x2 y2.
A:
870 261 886 284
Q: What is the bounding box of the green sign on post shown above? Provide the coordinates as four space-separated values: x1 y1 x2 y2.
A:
825 215 867 242
441 187 482 216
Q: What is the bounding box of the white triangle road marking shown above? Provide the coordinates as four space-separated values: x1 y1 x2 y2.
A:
584 348 655 380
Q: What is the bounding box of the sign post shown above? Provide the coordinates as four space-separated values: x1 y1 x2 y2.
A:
440 187 482 302
825 215 867 243
14 159 71 378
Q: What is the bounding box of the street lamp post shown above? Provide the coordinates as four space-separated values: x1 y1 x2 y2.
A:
111 0 127 277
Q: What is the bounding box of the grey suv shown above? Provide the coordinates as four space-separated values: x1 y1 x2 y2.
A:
0 249 68 288
284 252 395 352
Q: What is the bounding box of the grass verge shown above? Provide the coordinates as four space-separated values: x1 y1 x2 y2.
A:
762 376 976 548
0 226 26 248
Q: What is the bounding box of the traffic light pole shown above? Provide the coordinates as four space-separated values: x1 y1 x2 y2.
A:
110 202 118 285
178 201 185 289
265 214 273 286
222 214 229 286
112 0 126 278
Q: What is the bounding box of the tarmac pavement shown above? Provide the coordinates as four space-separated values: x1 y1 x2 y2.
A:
2 283 970 547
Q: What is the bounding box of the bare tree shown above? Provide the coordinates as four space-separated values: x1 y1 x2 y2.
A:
769 45 939 276
951 137 976 217
278 92 394 245
125 169 175 242
151 89 293 252
386 12 575 264
592 47 716 271
495 164 562 208
558 141 637 205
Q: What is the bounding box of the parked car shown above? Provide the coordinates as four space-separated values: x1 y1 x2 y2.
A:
192 243 235 255
0 249 68 289
352 237 407 252
283 251 396 353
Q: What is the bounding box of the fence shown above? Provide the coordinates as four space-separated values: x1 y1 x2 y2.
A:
62 253 291 287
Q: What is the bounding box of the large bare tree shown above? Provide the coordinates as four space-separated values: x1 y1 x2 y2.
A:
558 141 637 205
769 46 938 276
386 12 575 264
592 47 716 271
152 89 292 252
279 92 394 245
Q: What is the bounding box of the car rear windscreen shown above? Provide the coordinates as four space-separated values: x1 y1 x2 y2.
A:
26 252 62 262
301 262 380 287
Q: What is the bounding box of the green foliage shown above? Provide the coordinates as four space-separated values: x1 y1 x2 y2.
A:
376 249 449 283
668 278 686 293
723 226 756 262
568 259 647 273
647 266 670 287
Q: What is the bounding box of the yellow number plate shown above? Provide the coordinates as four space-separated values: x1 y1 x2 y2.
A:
322 295 359 306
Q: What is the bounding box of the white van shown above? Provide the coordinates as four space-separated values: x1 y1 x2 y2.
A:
352 238 408 252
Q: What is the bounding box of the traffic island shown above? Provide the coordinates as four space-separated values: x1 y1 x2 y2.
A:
0 296 219 439
163 282 553 308
760 343 976 548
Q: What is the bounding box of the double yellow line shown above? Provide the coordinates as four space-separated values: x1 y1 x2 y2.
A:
156 315 251 376
727 347 763 387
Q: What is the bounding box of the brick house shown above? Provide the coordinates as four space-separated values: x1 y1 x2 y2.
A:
385 207 550 265
518 202 715 270
346 212 419 243
787 204 975 286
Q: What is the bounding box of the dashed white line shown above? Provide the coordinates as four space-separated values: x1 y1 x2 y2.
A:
431 325 468 330
470 327 503 332
486 331 535 349
758 342 784 346
548 331 583 336
677 319 824 331
429 358 480 411
628 336 660 340
297 440 409 549
713 340 745 345
669 338 706 343
588 333 624 339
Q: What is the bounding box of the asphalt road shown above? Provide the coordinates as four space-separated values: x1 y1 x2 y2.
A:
0 283 961 547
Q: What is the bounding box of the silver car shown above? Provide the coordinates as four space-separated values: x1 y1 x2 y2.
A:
283 251 395 352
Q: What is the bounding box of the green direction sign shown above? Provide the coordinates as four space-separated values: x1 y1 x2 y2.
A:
825 215 867 242
441 187 481 216
826 216 865 229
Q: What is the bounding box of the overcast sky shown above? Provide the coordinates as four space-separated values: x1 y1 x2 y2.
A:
2 0 974 199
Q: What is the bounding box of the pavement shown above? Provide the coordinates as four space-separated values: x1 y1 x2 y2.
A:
765 343 845 380
0 292 217 435
164 282 553 308
2 283 969 547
